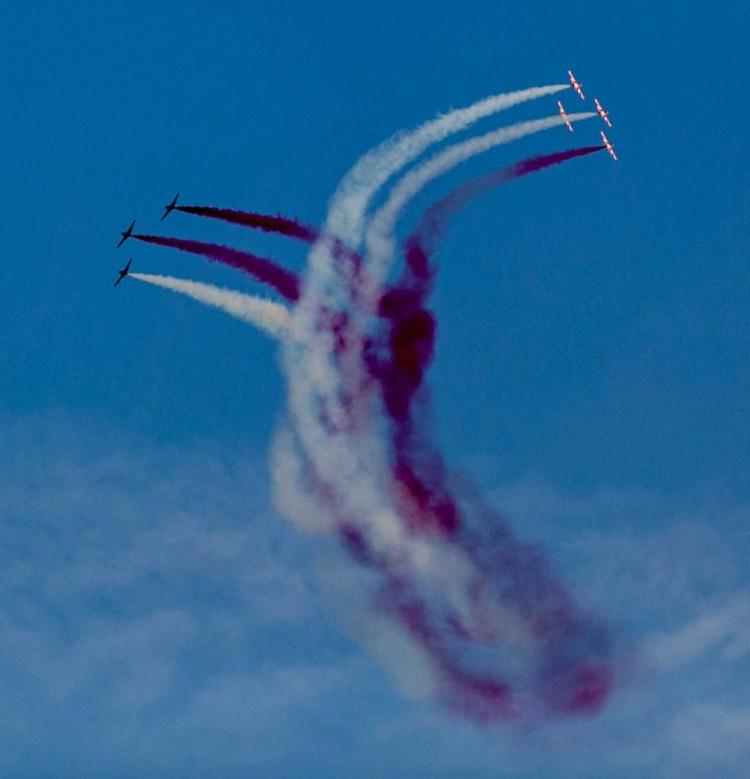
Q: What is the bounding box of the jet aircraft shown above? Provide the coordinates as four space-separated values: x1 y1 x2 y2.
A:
557 100 573 132
568 69 585 100
601 131 618 161
161 193 179 221
114 258 132 286
594 98 612 127
117 220 135 248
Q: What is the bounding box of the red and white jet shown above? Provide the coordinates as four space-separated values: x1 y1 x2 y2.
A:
568 69 585 100
600 131 618 161
557 100 573 132
594 98 612 128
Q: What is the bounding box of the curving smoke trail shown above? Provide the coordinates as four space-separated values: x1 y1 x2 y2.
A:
325 83 570 247
133 234 300 301
280 88 577 529
365 112 597 291
414 145 605 253
363 213 613 720
130 273 290 337
275 96 613 723
173 205 319 243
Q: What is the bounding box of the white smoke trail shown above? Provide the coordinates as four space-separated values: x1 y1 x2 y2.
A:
282 90 574 527
269 424 337 534
364 111 597 289
326 83 569 248
130 273 290 338
301 85 570 309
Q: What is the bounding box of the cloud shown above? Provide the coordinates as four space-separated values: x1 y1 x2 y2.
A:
1 416 748 777
666 703 750 775
0 413 360 775
488 475 749 621
644 592 750 671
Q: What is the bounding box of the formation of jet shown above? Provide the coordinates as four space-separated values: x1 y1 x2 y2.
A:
114 193 177 285
115 73 621 285
113 258 132 286
557 101 573 132
562 69 618 161
594 98 612 128
117 220 135 248
161 193 179 221
568 69 585 100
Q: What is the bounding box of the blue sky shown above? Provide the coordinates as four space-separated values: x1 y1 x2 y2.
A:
1 1 748 776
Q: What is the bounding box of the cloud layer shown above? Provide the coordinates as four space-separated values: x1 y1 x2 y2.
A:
1 415 748 776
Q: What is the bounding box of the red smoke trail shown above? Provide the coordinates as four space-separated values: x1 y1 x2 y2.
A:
350 145 614 720
174 205 319 243
174 205 366 290
133 234 300 302
415 145 604 254
377 147 606 528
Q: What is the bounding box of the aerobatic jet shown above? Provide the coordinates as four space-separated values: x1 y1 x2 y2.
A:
568 69 585 100
601 131 618 161
557 100 573 132
594 98 612 128
161 193 179 221
117 220 135 248
114 258 132 287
